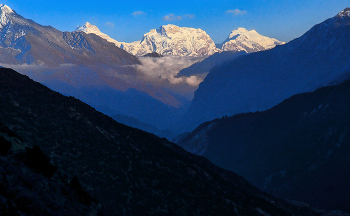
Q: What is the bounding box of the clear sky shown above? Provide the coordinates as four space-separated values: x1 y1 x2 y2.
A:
3 0 349 43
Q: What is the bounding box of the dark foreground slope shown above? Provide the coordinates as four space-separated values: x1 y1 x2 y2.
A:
178 77 350 213
0 122 101 215
0 67 324 215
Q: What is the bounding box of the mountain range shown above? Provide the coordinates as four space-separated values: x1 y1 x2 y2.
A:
181 7 350 131
77 22 284 57
0 4 190 132
177 74 350 213
0 3 289 136
1 3 350 215
0 67 328 216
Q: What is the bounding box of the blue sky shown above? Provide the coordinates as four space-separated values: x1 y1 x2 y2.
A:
3 0 349 43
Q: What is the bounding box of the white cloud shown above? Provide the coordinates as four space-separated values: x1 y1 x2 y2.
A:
162 14 182 21
132 11 146 16
162 14 195 21
131 56 205 86
226 9 247 16
105 22 115 28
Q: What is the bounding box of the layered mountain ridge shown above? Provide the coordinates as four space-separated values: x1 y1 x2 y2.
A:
0 4 188 132
177 76 350 213
181 7 350 132
76 22 283 57
0 67 324 216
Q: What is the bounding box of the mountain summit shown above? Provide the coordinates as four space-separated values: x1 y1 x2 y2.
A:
75 22 121 47
337 7 350 18
219 27 284 53
119 24 219 57
181 8 350 131
77 22 283 57
0 4 14 14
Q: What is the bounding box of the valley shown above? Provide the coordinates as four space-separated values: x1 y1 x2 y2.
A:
0 2 350 215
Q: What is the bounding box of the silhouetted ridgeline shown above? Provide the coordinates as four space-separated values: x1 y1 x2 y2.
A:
178 78 350 213
0 67 325 215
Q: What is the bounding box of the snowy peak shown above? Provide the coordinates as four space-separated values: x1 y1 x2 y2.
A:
76 22 121 46
228 27 249 38
0 4 15 28
75 22 284 57
0 4 14 15
337 7 350 18
76 22 101 34
121 24 219 57
221 27 284 53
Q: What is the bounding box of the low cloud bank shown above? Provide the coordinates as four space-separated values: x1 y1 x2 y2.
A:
134 56 205 86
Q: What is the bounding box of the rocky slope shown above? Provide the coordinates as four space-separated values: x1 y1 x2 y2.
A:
0 67 326 216
177 77 350 213
182 8 350 132
0 4 187 132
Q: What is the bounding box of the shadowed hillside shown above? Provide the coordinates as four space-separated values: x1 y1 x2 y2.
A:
0 67 325 215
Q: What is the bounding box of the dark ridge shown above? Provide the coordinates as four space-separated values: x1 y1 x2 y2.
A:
0 67 323 215
142 52 163 57
178 77 350 213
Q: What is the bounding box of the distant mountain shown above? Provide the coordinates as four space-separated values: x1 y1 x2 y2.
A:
0 67 326 215
182 8 350 131
0 4 186 131
218 27 285 52
176 28 282 80
142 52 163 57
76 22 121 47
121 24 220 57
111 114 176 139
177 77 350 213
176 51 246 77
0 5 137 67
77 23 219 57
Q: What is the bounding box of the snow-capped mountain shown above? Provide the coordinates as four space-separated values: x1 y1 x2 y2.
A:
76 23 283 57
76 22 121 47
219 27 284 53
121 24 220 57
76 23 219 57
0 4 188 132
181 7 350 132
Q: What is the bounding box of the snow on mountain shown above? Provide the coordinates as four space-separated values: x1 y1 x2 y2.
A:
0 4 35 54
77 23 219 57
76 22 284 57
0 4 13 28
121 24 220 57
220 27 285 53
181 8 350 132
338 7 350 18
75 22 121 47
